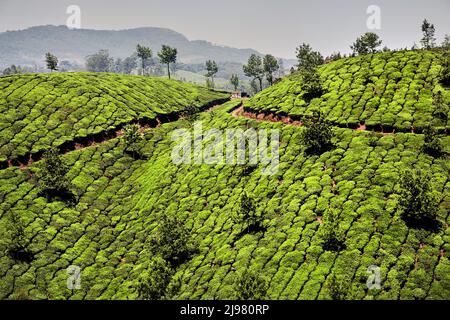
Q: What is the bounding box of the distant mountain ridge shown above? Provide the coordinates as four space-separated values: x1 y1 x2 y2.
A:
0 25 294 68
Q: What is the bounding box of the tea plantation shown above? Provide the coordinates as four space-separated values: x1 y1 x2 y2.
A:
0 72 229 164
245 50 449 133
0 51 449 300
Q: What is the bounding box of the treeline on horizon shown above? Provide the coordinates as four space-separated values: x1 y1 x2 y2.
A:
2 19 450 94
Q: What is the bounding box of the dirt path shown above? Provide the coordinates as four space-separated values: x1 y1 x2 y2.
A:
230 104 447 136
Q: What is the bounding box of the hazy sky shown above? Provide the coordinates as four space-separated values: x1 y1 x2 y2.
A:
1 0 449 58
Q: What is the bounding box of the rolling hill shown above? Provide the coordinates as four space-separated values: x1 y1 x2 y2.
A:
0 50 449 300
0 25 295 68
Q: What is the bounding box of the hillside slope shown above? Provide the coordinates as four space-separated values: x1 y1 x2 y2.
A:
245 50 450 132
0 25 266 67
0 72 229 163
0 51 449 300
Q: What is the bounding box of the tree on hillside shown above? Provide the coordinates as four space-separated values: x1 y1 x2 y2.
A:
158 45 177 79
299 67 323 101
232 192 263 234
300 111 333 154
121 55 138 74
36 147 73 201
136 44 153 76
433 90 448 120
320 208 345 252
2 65 23 75
123 124 144 159
397 169 440 228
326 273 350 300
422 126 443 158
205 60 219 88
442 34 450 50
4 211 32 262
421 19 436 49
263 54 279 86
85 49 113 72
243 54 265 92
45 52 58 72
148 212 198 267
230 74 239 91
295 43 324 71
235 270 268 300
137 256 174 300
351 32 382 55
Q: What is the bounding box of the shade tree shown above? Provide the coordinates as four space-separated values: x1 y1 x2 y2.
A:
158 45 178 79
351 32 382 55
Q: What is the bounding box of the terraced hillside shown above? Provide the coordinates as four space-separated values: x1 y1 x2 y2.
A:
0 51 449 300
0 72 229 165
245 50 450 133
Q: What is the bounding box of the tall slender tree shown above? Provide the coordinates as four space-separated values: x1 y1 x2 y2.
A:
205 60 219 88
230 74 239 91
263 54 279 85
421 19 436 49
158 45 177 79
136 44 152 76
243 54 265 92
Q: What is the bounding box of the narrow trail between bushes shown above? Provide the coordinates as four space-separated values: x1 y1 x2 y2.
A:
0 98 229 170
230 104 448 136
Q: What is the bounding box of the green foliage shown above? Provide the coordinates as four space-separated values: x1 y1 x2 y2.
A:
246 50 448 131
230 74 239 91
45 52 58 71
136 44 152 75
36 147 72 199
148 212 198 266
422 126 443 157
351 32 382 55
206 60 219 88
421 19 436 49
295 43 324 71
0 72 228 162
235 270 268 300
432 91 448 120
300 111 333 154
243 54 264 92
326 273 350 300
233 192 263 234
5 211 32 263
123 124 144 159
263 54 279 85
137 256 174 300
320 208 345 252
299 67 323 101
158 45 178 79
398 169 440 228
85 49 113 72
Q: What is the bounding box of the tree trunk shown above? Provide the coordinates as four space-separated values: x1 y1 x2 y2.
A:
167 64 171 79
142 59 145 76
259 78 263 92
